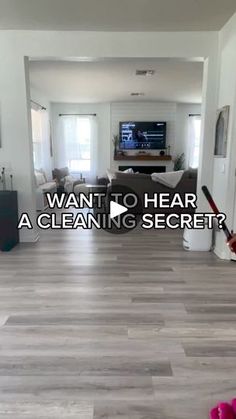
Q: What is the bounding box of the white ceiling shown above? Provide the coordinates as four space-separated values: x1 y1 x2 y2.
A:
29 59 203 104
1 0 236 31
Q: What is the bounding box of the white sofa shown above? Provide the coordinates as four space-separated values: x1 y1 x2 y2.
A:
35 169 57 211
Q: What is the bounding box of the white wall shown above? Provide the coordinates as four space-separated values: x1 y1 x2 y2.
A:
0 30 218 242
30 88 53 180
212 11 236 259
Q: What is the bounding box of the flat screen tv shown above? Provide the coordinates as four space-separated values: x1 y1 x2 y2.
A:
119 121 166 150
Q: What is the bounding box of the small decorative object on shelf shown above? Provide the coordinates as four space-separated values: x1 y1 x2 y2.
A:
1 167 6 190
116 150 126 157
10 175 13 191
136 150 150 156
159 150 165 156
112 134 119 159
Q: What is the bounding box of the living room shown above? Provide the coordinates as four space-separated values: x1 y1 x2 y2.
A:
1 1 236 418
30 58 202 207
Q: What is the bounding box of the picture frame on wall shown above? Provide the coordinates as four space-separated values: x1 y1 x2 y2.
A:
214 105 230 157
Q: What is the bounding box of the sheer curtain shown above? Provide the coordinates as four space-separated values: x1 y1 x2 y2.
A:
31 107 51 176
31 108 43 170
61 115 97 183
188 115 201 169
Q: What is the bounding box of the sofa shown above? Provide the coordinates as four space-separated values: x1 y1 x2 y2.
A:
52 167 85 194
35 170 57 211
109 170 197 214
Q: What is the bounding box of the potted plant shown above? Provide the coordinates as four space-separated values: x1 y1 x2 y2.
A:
173 153 185 171
112 134 119 159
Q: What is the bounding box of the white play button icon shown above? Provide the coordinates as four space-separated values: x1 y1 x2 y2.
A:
110 200 128 219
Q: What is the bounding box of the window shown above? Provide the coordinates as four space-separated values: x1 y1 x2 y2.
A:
62 116 94 174
188 115 201 169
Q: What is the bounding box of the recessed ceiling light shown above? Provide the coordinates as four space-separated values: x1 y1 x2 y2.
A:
136 70 155 76
130 92 145 96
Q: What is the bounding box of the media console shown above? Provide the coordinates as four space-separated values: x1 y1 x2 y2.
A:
114 155 172 161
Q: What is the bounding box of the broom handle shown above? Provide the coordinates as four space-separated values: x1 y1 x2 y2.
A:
202 185 233 242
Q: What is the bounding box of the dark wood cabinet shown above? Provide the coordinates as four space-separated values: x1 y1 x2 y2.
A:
0 191 19 251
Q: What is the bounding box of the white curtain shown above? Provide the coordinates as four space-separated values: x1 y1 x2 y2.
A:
31 107 51 177
188 115 201 169
61 115 97 183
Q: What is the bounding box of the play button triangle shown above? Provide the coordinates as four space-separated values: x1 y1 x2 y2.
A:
110 201 128 219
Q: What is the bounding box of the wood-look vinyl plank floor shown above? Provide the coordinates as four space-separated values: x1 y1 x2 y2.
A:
0 226 236 418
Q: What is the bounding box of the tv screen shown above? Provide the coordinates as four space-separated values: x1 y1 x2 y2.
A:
119 121 166 150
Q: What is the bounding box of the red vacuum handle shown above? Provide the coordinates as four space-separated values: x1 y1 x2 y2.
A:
202 185 236 254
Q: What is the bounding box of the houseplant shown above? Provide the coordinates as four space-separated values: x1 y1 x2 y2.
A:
112 134 119 158
173 153 185 171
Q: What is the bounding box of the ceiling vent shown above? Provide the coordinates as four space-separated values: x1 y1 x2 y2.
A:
130 92 145 96
136 70 155 76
